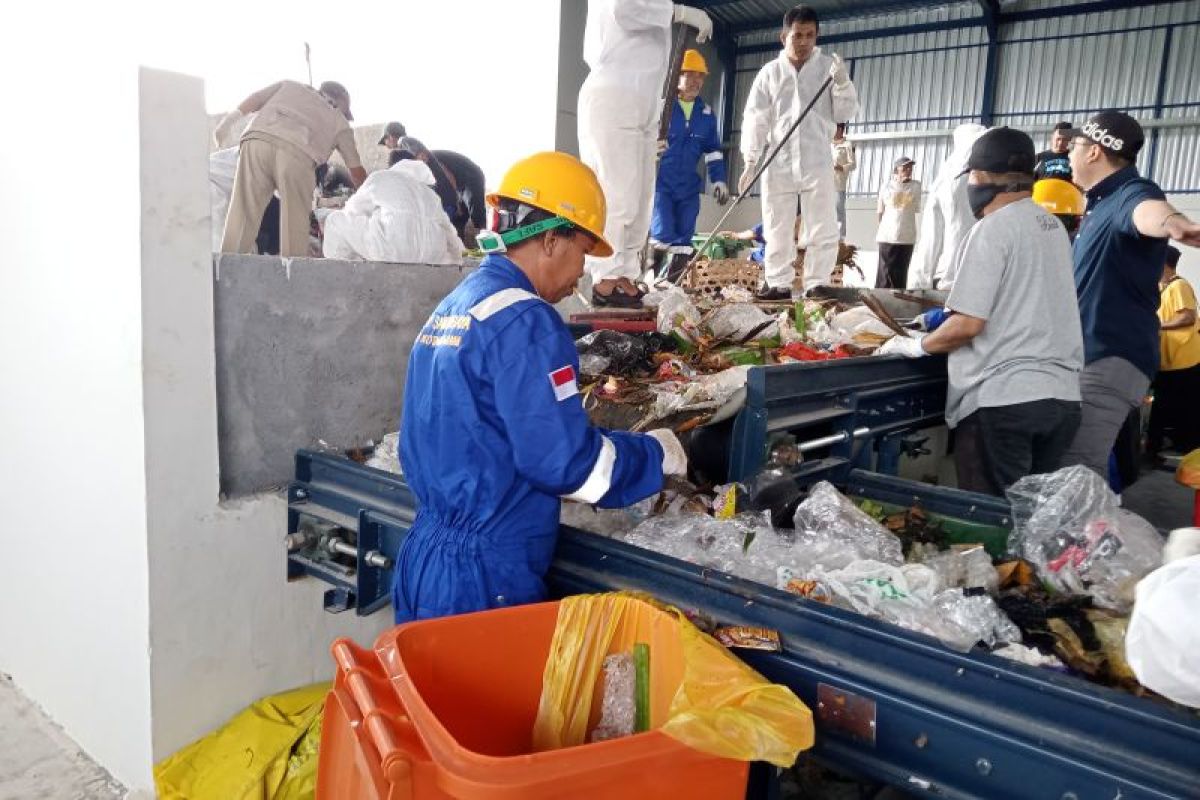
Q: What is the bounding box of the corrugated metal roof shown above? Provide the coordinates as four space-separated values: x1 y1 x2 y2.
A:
695 0 964 37
715 0 1200 193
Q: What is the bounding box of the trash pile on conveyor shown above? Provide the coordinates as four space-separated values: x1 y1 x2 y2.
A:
576 285 918 433
563 465 1173 702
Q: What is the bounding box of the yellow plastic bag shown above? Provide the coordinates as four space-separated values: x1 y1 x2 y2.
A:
1176 448 1200 489
154 682 328 800
533 592 814 767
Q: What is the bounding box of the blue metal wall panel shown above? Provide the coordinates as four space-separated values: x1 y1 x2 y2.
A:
726 1 1200 197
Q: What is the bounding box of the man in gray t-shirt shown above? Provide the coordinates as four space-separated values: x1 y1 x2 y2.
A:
880 128 1084 495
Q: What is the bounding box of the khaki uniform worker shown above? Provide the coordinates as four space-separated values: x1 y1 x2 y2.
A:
216 80 368 257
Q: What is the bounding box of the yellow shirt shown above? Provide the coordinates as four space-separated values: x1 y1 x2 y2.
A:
679 99 695 122
1158 277 1200 371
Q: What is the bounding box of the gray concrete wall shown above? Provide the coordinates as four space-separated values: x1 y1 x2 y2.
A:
213 254 475 496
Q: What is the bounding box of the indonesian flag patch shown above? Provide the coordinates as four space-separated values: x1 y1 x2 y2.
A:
549 365 578 401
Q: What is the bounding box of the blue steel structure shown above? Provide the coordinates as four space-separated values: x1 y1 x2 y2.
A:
285 355 1200 798
284 464 1200 798
694 0 1200 196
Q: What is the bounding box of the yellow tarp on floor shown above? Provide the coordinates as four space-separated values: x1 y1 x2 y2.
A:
154 682 328 800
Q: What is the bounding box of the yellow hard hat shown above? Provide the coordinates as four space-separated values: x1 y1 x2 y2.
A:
485 151 613 257
1033 179 1084 216
681 49 708 75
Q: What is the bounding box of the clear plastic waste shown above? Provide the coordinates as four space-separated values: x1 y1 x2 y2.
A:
656 287 702 340
590 652 636 742
1006 465 1163 611
829 305 895 339
560 497 654 536
578 353 611 376
707 304 778 342
916 546 999 595
791 482 904 569
793 560 1018 652
992 642 1065 669
720 286 754 303
616 512 790 586
931 590 1021 651
365 432 402 474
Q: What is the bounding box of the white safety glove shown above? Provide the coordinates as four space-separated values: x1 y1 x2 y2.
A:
828 53 851 88
1163 528 1200 564
673 4 713 43
738 161 758 195
878 332 927 358
647 429 688 476
712 181 730 205
213 109 245 149
657 138 668 157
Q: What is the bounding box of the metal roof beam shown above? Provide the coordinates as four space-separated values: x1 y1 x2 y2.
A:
726 0 965 35
976 0 1000 126
998 0 1192 24
736 16 987 53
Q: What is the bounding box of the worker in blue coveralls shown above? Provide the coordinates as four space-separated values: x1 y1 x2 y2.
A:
393 151 689 623
652 48 729 283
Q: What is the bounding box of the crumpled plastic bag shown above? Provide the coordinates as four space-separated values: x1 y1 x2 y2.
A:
656 286 702 340
365 432 401 474
646 366 750 424
829 305 894 339
533 593 814 766
916 546 999 595
1005 465 1162 611
706 303 778 342
791 482 904 569
617 511 785 586
794 560 1019 652
1125 554 1200 708
154 682 328 800
576 330 676 376
578 353 611 376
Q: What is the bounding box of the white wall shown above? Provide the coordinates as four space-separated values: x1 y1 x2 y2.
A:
139 68 393 762
0 60 155 793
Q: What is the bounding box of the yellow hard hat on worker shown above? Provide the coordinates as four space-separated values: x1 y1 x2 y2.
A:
483 151 614 257
1032 178 1084 216
681 49 708 75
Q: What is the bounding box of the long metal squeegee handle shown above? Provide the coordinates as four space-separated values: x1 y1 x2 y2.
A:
682 74 836 282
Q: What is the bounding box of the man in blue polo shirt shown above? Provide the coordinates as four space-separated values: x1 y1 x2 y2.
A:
1060 111 1200 479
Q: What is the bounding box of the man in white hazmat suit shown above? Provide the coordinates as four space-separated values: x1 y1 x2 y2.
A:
740 5 858 299
322 154 462 265
578 0 714 308
907 123 989 290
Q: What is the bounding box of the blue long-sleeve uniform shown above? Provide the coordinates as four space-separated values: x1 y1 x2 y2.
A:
652 96 727 247
394 255 665 623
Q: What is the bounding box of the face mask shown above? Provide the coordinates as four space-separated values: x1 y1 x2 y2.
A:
967 183 1003 219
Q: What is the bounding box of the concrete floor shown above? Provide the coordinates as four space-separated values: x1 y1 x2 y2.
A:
1123 463 1195 532
0 675 125 800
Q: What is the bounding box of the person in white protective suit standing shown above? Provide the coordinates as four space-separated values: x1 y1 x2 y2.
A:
578 0 714 308
740 5 858 300
907 123 989 290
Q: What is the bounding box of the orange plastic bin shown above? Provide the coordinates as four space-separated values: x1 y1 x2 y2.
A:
317 601 749 799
